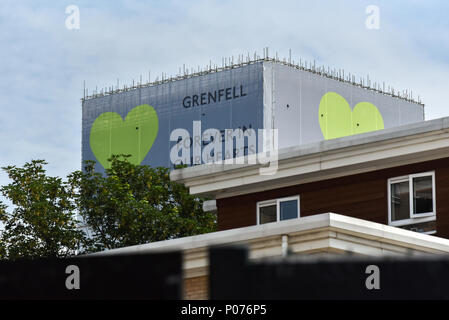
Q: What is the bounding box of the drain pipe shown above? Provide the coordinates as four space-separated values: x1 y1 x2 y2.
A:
281 235 289 257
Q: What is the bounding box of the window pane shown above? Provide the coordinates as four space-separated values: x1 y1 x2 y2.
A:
413 176 433 214
280 199 298 221
259 204 276 224
391 181 410 221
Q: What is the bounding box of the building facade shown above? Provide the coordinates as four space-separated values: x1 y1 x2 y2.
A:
172 117 449 238
88 56 448 299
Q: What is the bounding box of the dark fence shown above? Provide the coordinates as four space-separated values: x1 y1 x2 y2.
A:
0 252 182 299
2 245 449 300
209 245 449 299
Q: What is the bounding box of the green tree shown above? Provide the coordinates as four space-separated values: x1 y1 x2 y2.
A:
68 155 216 252
0 238 6 259
0 160 84 260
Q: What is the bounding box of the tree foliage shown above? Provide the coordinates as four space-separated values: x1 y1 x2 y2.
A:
0 160 84 260
69 155 216 252
0 156 216 259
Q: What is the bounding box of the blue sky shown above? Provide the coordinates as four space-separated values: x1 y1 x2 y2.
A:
0 0 449 188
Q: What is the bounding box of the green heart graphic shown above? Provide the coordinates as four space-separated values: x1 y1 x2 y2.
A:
90 104 159 169
319 92 384 140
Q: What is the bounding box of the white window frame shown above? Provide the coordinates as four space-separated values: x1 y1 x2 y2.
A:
387 171 436 228
257 195 300 225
